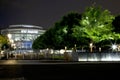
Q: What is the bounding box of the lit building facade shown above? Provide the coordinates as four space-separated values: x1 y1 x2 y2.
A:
1 25 46 52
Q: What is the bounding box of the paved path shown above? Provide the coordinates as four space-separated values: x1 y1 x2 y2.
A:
0 60 120 65
0 60 120 80
0 77 25 80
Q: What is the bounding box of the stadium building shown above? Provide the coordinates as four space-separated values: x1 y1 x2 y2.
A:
1 24 46 53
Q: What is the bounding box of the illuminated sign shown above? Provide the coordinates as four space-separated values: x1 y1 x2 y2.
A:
21 30 38 33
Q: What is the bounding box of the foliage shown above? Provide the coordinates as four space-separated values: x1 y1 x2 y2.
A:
33 6 120 50
32 12 82 49
72 6 116 44
0 35 9 50
112 15 120 33
112 15 120 44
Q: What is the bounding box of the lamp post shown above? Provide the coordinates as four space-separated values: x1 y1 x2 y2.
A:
74 44 77 52
112 44 117 51
64 46 68 61
65 46 67 52
99 47 101 52
7 33 12 59
7 34 12 39
7 33 13 48
89 43 93 52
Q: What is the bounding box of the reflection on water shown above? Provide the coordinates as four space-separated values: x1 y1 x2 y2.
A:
78 52 120 61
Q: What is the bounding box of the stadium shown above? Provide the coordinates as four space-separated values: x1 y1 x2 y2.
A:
1 24 46 53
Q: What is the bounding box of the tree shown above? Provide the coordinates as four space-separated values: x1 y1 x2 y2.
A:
112 15 120 33
0 35 9 50
32 12 82 49
112 15 120 44
73 6 116 45
60 12 82 48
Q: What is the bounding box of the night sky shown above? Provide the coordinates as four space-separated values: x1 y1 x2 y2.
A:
0 0 120 29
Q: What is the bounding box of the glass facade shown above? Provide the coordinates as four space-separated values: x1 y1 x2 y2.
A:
1 25 46 52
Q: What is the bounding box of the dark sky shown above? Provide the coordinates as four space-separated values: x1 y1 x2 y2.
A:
0 0 120 29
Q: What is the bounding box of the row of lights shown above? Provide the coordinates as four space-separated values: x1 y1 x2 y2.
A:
7 33 119 52
90 42 119 52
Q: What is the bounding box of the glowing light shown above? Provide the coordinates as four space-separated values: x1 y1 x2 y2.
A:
50 49 54 54
112 44 117 50
0 51 4 54
7 34 12 39
60 49 65 54
21 30 38 33
4 60 17 65
78 58 87 61
89 43 93 47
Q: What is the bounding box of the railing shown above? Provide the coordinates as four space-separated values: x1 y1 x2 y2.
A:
1 50 120 62
0 52 65 60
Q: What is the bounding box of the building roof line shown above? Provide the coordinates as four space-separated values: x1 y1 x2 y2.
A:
9 24 43 29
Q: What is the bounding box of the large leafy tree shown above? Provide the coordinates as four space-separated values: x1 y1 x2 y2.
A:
72 6 117 48
57 12 82 48
112 15 120 43
32 12 82 49
112 15 120 33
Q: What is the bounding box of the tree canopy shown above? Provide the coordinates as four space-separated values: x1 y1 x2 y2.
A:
112 15 120 33
32 6 120 51
72 6 118 45
32 12 82 49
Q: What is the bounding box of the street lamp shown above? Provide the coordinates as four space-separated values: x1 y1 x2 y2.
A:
7 33 12 39
112 44 117 51
7 33 13 47
74 44 77 52
7 33 12 59
89 43 93 52
65 46 67 52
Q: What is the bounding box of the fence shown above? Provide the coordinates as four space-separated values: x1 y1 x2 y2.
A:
0 51 65 60
1 49 120 62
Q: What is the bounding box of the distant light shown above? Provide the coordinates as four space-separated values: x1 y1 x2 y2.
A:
112 44 117 50
89 43 93 47
50 49 54 54
60 49 65 54
46 48 49 50
7 34 12 39
21 30 38 33
4 60 17 64
78 58 87 61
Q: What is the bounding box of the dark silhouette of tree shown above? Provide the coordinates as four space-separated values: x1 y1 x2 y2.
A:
112 15 120 33
32 12 82 49
112 15 120 44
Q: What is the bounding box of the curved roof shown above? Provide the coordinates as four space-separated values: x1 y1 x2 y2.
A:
9 24 43 29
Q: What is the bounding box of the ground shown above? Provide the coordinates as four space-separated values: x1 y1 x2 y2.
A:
0 60 120 80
